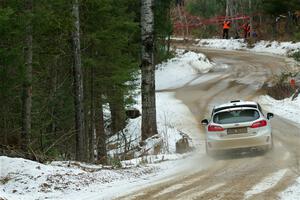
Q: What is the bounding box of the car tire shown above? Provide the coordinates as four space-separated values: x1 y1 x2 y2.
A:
262 136 273 153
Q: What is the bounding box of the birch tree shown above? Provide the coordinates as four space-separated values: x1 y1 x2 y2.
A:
141 0 158 141
226 0 230 17
72 0 86 161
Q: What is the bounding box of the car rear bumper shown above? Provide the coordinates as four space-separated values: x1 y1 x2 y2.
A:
206 134 272 151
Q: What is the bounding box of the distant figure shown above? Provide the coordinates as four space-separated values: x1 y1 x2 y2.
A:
176 0 185 7
223 20 231 39
252 30 258 38
242 22 251 39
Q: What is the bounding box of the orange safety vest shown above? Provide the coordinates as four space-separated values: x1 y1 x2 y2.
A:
223 21 230 29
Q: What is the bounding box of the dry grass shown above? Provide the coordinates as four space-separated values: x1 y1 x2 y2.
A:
264 73 298 100
264 83 294 100
0 175 12 185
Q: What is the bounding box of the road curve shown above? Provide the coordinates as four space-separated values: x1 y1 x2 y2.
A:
117 47 300 200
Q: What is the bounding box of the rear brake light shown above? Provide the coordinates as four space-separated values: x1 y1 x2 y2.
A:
250 120 267 128
208 125 225 132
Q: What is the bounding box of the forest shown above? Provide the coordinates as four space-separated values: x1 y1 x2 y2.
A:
184 0 300 40
0 0 299 164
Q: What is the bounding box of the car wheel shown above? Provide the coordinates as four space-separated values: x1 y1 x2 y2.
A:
262 137 273 153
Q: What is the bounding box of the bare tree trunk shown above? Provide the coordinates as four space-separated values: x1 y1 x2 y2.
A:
259 14 262 27
141 0 158 141
249 0 253 36
21 0 33 152
107 88 126 134
226 0 230 18
176 6 187 39
49 63 58 135
72 0 86 162
229 0 237 33
97 94 106 164
89 66 97 162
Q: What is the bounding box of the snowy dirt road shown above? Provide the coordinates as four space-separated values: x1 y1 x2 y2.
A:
117 47 300 200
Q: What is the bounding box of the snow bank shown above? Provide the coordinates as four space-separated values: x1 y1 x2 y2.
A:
197 39 247 50
196 39 300 56
252 40 300 55
108 92 198 158
0 156 159 200
156 50 214 90
280 176 300 200
0 151 209 200
258 95 300 124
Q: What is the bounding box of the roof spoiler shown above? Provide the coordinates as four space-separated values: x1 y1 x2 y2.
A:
230 100 242 103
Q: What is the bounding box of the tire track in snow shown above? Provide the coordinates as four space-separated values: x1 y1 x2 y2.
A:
244 169 287 199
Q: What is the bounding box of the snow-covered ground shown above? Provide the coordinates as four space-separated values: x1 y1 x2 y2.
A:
258 95 300 125
195 38 300 56
245 169 288 199
257 95 300 200
0 50 213 200
280 177 300 200
0 153 214 200
197 38 247 50
156 49 214 90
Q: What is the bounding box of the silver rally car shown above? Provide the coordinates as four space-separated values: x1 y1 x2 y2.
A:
201 100 274 155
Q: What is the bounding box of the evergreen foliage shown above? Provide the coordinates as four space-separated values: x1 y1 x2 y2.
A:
262 0 300 15
184 0 300 40
154 0 173 63
187 0 226 18
0 0 173 162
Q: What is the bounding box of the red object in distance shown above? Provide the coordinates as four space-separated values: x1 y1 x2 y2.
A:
290 79 296 89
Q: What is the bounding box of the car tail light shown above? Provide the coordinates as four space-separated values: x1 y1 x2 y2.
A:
250 120 267 128
208 125 225 132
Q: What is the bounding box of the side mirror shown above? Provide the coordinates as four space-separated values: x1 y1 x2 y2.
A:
201 119 209 125
267 113 274 120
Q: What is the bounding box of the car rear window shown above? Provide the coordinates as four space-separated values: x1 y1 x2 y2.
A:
213 109 260 124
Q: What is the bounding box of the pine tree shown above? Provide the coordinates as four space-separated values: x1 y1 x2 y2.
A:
80 0 140 162
21 0 33 152
72 0 87 162
0 3 24 148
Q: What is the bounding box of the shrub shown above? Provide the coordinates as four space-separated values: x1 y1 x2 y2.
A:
291 51 300 62
264 72 297 100
293 30 300 42
0 176 11 185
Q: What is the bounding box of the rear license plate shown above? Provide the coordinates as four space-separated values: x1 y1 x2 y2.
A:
227 127 248 135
